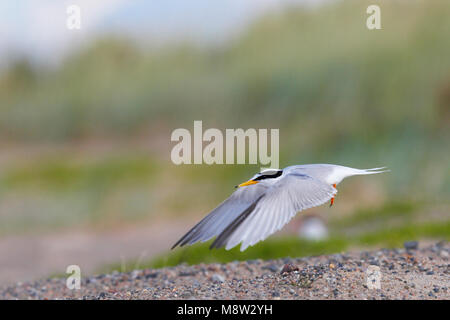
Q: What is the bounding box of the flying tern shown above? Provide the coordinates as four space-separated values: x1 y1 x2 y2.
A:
172 164 388 252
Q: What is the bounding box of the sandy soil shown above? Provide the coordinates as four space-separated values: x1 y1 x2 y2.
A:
1 241 448 300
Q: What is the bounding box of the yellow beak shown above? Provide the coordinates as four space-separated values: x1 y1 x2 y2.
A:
237 180 259 188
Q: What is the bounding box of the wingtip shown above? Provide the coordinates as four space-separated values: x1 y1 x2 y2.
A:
171 238 185 250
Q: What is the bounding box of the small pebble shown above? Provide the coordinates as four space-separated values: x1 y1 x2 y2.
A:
280 263 299 274
211 274 225 283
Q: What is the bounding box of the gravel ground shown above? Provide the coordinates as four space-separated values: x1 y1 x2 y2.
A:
1 241 449 300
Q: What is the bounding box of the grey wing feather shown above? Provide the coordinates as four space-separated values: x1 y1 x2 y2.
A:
220 173 336 251
171 183 268 249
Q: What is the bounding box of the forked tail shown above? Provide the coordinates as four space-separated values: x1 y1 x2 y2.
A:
356 167 390 175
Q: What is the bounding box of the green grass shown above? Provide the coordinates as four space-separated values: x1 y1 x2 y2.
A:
2 154 158 191
0 154 161 236
357 221 450 247
329 201 421 229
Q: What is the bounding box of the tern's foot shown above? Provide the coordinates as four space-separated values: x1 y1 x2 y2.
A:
330 184 337 207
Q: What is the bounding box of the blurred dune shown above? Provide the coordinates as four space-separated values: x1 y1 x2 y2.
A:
0 0 449 283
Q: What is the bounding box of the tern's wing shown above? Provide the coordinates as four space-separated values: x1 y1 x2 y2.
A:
171 183 268 249
211 173 336 251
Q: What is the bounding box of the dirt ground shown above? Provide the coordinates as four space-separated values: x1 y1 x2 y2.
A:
1 241 448 300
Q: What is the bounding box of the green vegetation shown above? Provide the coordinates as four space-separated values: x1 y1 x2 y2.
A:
1 1 448 199
0 154 161 235
3 155 158 191
329 201 421 230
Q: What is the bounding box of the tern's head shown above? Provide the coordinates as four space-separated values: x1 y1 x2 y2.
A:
235 168 283 188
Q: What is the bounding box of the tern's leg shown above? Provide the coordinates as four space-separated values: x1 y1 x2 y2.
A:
330 184 336 207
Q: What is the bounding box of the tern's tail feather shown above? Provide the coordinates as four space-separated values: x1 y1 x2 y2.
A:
356 167 390 175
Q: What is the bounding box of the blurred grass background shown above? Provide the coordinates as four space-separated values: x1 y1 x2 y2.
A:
0 0 449 276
